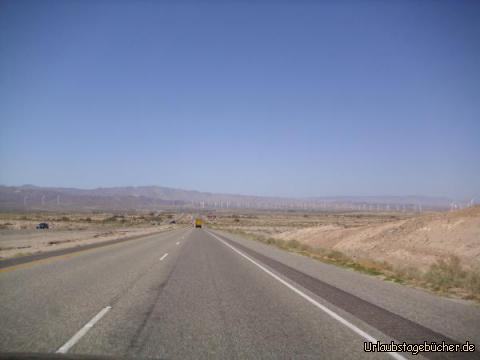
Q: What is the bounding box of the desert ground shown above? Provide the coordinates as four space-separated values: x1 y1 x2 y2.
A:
209 207 480 300
0 211 188 259
2 207 479 300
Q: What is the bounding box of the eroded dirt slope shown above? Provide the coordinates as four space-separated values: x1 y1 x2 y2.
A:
274 207 480 271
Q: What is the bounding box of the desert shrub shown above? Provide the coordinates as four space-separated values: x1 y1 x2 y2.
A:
275 239 287 248
287 239 301 249
298 243 312 252
221 227 480 301
266 238 276 245
424 256 466 291
395 266 421 281
465 271 480 294
326 249 349 262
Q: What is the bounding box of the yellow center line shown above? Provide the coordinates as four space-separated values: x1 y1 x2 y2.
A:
0 241 130 274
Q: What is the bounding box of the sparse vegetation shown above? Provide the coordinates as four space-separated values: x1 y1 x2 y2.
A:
216 226 480 302
0 211 180 259
420 256 480 300
210 207 480 302
424 256 465 291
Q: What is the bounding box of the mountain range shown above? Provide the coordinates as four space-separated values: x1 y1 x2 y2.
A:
0 185 469 212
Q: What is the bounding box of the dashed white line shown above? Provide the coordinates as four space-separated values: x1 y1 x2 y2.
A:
206 231 406 360
56 306 111 354
160 253 169 261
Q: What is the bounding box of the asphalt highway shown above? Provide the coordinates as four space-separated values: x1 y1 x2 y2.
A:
0 227 479 359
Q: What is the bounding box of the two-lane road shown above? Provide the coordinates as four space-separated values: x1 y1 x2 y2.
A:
0 227 479 359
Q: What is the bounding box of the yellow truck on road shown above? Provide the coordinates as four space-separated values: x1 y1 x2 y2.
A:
194 218 203 228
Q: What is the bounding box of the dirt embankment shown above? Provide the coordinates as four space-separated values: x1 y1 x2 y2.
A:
211 208 480 300
273 207 480 272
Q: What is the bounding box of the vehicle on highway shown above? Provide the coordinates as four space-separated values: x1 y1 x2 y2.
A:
2 1 478 359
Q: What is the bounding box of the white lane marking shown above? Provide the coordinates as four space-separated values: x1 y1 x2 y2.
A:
160 253 169 261
56 306 111 354
176 242 180 245
207 231 406 360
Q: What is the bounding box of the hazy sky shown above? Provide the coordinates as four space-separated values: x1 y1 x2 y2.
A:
1 0 479 199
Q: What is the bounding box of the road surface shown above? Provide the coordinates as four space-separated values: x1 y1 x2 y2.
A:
0 227 479 359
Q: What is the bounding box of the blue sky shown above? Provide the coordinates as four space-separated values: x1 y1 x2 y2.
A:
1 0 479 199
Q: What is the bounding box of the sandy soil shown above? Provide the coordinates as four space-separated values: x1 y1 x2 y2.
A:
0 213 178 259
275 207 480 271
212 207 480 272
0 225 175 259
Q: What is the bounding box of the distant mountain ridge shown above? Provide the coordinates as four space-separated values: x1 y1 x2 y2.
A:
0 185 468 212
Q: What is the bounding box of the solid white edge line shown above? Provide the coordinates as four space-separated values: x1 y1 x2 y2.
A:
160 253 169 261
56 306 111 354
206 230 407 360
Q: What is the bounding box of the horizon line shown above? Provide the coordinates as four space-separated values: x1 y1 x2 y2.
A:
0 183 470 201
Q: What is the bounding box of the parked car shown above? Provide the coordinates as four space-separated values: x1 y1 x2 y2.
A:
36 223 49 229
169 220 176 224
